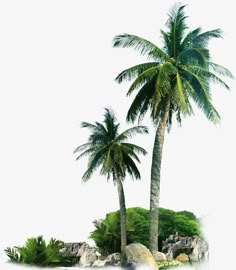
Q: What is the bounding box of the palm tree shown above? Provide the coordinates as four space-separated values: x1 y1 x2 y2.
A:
112 3 233 258
74 108 148 264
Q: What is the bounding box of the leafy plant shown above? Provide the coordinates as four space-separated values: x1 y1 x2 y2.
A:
90 207 201 255
4 236 78 267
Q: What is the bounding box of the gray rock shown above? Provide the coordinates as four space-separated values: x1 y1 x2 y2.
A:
190 237 209 261
155 252 166 261
125 243 158 270
78 247 98 267
92 259 107 267
106 253 121 266
162 234 208 262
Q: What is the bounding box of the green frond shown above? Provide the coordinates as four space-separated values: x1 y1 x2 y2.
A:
75 147 97 161
81 121 97 130
115 126 148 143
126 78 156 123
182 67 220 123
189 65 231 90
174 71 190 113
127 66 160 96
82 146 108 182
123 154 141 180
120 145 141 163
178 47 209 66
193 29 223 47
121 143 148 156
166 4 188 57
115 62 159 84
180 27 202 50
73 142 91 154
112 33 167 60
101 149 113 175
209 62 234 79
153 62 176 111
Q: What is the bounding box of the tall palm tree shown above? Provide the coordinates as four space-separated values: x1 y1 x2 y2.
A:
112 3 233 257
74 108 148 264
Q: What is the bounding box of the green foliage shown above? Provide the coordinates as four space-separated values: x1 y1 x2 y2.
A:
4 236 78 267
177 210 197 220
74 108 148 183
90 207 201 255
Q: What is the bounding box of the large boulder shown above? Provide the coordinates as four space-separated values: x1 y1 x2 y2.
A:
78 246 98 267
125 243 158 270
190 237 209 261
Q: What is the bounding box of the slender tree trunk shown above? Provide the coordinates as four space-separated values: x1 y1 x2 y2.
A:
116 175 127 265
149 98 170 258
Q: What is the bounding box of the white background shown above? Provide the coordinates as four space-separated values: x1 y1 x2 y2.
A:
0 1 235 269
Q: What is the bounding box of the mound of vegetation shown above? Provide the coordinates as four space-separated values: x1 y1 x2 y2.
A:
4 236 78 267
90 207 201 255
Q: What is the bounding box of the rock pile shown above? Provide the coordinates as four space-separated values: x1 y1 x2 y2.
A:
161 232 209 262
59 241 121 267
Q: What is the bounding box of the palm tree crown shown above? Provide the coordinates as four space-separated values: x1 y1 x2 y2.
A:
74 108 148 182
113 4 233 129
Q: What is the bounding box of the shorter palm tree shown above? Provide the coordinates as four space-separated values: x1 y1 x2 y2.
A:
74 108 148 264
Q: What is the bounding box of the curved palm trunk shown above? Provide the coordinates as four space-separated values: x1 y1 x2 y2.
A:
149 98 170 257
116 176 127 265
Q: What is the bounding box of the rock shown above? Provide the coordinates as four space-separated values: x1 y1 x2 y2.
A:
176 253 189 262
92 259 107 267
125 243 158 270
60 242 89 257
190 237 209 261
78 242 90 257
92 254 120 267
78 247 98 267
162 234 208 262
155 252 166 261
106 253 121 266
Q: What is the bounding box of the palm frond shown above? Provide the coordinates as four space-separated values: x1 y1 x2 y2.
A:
113 33 168 60
73 142 91 154
126 78 156 123
166 4 188 57
75 147 97 161
189 65 231 90
121 143 148 156
115 62 159 84
152 62 176 112
127 66 160 96
209 62 234 78
182 67 220 123
82 146 108 182
174 71 190 113
193 29 223 47
178 47 209 66
115 126 148 143
180 27 202 50
123 154 141 180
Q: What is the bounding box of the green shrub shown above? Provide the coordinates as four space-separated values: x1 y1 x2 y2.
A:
90 207 201 255
4 236 78 267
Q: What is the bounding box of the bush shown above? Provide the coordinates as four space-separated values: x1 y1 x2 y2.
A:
4 236 78 267
90 207 201 255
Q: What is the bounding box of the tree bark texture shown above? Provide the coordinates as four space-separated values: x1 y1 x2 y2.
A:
149 98 170 257
116 176 127 265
